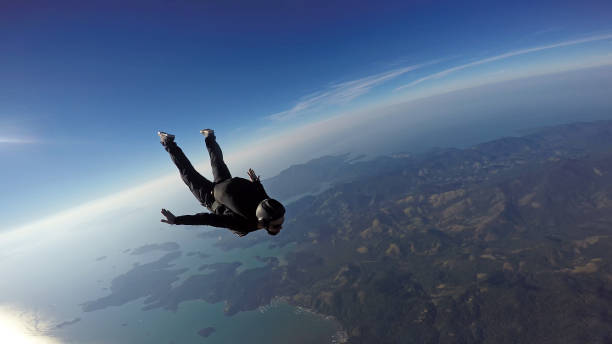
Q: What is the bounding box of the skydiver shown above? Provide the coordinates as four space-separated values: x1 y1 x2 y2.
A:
158 129 285 237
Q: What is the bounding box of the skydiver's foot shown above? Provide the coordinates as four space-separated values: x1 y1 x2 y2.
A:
158 131 175 145
200 129 214 138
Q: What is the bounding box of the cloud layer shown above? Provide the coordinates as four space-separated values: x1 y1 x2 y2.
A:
265 33 612 123
267 61 437 121
395 33 612 91
0 137 36 144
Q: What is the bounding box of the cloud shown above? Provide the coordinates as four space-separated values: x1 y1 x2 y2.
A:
0 306 63 344
0 137 36 144
395 33 612 91
268 33 612 122
267 61 438 121
530 27 563 37
0 174 180 252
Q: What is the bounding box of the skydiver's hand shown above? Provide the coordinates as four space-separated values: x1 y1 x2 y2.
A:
160 208 176 224
247 168 260 183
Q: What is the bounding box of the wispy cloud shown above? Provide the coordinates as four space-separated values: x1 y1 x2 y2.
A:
530 27 563 37
395 33 612 91
267 61 439 121
0 137 36 144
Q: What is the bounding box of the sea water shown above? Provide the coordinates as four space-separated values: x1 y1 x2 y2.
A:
0 203 344 344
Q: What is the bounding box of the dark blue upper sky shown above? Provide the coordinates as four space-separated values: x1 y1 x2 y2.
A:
2 0 612 228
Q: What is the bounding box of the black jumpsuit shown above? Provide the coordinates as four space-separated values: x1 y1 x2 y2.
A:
162 134 269 236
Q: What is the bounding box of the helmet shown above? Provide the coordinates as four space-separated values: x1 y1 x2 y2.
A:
256 199 285 224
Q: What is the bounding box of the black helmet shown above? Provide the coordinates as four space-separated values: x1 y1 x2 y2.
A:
256 199 285 224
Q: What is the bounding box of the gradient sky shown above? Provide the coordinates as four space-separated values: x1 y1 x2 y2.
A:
2 0 612 230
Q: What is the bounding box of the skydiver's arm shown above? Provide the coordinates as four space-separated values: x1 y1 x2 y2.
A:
170 212 248 236
161 209 249 236
247 168 270 199
174 212 236 227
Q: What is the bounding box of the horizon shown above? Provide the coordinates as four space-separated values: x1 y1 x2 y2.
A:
4 64 612 234
2 1 612 229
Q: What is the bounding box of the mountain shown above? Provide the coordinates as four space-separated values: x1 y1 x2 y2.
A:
264 153 411 202
266 120 612 343
86 120 612 343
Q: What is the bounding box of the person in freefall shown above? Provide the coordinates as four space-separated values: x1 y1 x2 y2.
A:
158 129 285 237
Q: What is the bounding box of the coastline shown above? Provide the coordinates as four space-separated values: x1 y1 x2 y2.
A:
259 296 349 344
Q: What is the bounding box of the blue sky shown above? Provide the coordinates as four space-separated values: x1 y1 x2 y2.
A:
2 0 612 229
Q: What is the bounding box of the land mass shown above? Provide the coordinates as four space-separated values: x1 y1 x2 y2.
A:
84 120 612 343
129 242 180 255
54 318 81 329
197 327 216 338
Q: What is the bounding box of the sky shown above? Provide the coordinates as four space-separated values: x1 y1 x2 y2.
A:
2 0 612 230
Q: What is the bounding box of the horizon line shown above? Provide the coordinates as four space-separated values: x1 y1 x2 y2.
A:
3 61 612 238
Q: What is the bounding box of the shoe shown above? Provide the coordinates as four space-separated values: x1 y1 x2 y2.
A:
157 131 175 144
200 129 214 138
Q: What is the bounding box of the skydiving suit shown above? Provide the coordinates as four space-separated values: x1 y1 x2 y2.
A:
162 134 270 236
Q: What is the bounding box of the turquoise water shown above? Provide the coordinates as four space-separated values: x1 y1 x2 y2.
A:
0 204 343 344
51 299 341 344
46 237 342 344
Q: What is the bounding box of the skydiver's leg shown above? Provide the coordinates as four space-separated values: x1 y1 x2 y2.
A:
205 134 232 183
163 141 214 207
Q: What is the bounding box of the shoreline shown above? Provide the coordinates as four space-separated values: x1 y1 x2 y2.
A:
257 296 349 344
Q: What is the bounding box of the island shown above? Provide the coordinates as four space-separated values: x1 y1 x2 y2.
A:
197 327 216 338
